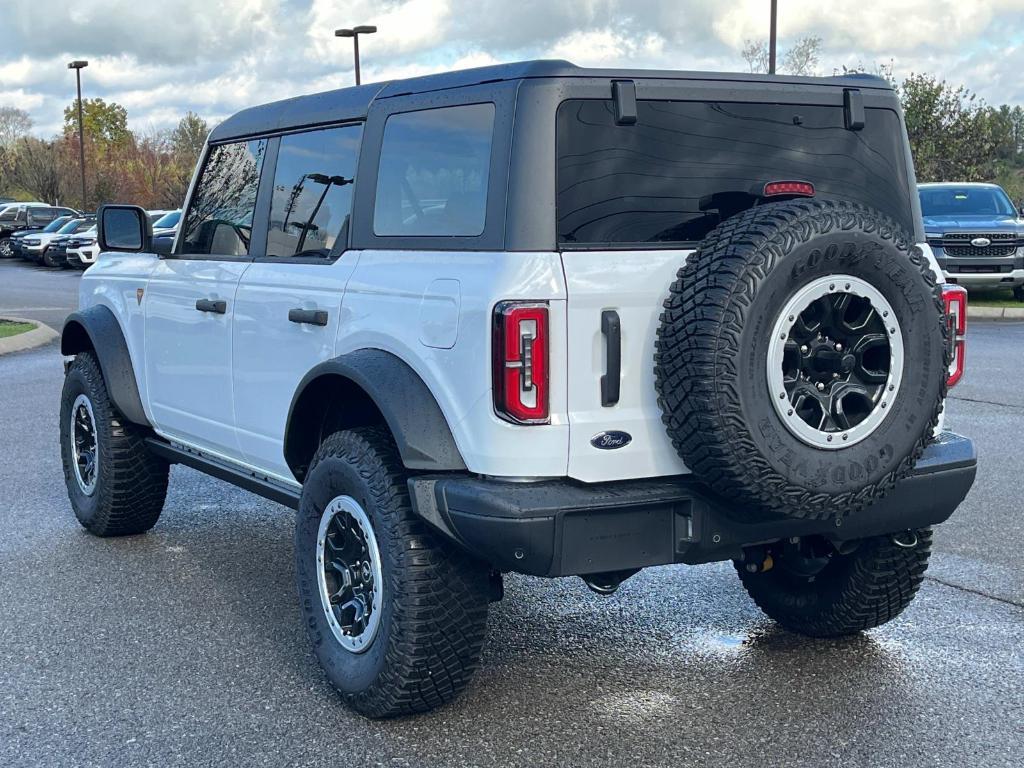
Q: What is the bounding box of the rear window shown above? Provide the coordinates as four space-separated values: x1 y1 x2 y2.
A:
556 100 914 247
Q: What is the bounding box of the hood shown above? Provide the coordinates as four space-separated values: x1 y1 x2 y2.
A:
922 214 1022 233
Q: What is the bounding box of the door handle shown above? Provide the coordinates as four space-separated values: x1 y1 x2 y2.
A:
195 298 227 314
288 308 328 327
600 309 621 407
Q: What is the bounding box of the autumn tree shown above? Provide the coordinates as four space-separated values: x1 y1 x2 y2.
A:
8 137 62 204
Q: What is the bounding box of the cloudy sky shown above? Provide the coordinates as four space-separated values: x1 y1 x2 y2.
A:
3 0 1024 137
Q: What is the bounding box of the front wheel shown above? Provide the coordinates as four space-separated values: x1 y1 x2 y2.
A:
0 237 12 258
295 427 490 718
59 351 169 535
42 247 60 268
1013 284 1024 303
736 530 932 637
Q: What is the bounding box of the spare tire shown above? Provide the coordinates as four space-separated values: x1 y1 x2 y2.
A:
654 200 948 522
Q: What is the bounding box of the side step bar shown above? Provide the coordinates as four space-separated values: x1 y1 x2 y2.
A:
145 438 301 510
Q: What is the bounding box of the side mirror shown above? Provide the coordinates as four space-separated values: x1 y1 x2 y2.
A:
98 204 152 252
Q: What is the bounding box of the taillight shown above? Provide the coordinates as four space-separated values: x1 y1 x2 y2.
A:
942 284 967 387
492 301 549 424
763 180 815 198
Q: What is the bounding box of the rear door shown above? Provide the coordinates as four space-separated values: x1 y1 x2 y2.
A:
144 137 268 460
556 96 916 482
232 124 362 480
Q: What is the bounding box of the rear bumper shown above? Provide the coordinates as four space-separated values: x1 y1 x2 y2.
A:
409 432 976 577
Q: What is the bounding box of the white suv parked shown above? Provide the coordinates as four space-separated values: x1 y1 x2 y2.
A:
60 61 976 718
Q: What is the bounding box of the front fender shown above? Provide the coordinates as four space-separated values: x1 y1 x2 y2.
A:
61 305 149 427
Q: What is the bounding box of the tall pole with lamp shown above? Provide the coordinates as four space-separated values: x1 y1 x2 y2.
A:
67 60 89 211
334 26 377 85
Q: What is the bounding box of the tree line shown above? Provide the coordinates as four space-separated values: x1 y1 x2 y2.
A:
0 100 208 211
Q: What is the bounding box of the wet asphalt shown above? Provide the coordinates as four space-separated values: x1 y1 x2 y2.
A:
1 258 1022 767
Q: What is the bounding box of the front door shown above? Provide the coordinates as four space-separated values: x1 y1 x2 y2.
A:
143 137 269 461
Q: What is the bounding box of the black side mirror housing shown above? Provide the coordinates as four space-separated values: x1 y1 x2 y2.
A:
98 204 152 253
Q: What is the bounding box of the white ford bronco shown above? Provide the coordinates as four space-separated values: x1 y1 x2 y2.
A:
60 61 976 718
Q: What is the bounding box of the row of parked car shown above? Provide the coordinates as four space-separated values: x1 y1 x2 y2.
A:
0 201 180 269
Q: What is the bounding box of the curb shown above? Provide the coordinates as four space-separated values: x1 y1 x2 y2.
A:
968 306 1024 320
0 316 59 356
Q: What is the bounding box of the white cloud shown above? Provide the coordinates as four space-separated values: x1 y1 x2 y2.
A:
0 0 1022 138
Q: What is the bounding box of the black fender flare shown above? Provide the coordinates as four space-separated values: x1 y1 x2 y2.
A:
61 305 150 427
284 349 467 476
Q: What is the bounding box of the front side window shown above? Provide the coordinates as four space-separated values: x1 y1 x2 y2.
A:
266 124 361 258
556 100 914 246
374 103 494 237
180 139 267 256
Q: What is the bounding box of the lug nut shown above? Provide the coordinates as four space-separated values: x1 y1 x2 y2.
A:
816 382 825 391
835 342 843 351
800 344 808 353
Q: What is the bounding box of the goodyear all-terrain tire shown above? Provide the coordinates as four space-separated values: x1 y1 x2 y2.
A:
736 529 933 637
295 427 490 718
654 200 948 522
59 351 169 536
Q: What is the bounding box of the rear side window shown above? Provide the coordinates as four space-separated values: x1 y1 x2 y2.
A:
266 124 361 258
556 100 914 246
180 138 267 256
28 208 59 225
373 103 494 237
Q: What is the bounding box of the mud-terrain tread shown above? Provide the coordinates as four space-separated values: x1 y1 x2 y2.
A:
736 529 933 637
307 428 489 718
60 351 168 536
654 200 947 521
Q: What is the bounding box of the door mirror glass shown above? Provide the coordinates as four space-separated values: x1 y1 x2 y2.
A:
98 205 151 252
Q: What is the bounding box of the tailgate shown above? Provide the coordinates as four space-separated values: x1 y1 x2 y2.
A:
561 249 692 482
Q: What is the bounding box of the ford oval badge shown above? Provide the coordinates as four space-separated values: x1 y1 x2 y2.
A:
971 237 991 247
591 431 632 450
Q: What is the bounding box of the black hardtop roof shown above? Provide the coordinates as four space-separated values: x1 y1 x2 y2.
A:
209 59 892 143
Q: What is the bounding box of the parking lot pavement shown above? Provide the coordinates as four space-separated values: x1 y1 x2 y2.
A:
1 261 1022 767
0 258 83 331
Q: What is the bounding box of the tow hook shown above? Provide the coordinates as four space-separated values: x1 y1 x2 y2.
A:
582 568 640 596
891 530 919 549
740 545 774 574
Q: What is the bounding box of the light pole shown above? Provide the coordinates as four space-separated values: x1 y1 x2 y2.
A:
334 26 377 85
67 60 89 211
768 0 778 74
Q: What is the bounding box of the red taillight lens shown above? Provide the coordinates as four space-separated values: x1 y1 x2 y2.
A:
942 284 967 387
763 180 815 198
493 302 549 424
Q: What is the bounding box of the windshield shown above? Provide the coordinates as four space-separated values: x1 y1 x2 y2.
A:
919 186 1017 217
42 217 71 233
152 210 181 229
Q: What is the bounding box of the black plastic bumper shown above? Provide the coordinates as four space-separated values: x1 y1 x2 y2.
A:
409 432 976 577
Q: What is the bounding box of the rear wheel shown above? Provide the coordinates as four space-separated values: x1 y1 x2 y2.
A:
295 427 490 718
736 529 932 637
